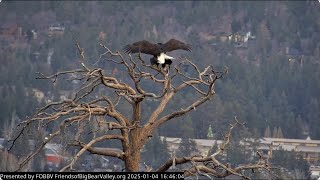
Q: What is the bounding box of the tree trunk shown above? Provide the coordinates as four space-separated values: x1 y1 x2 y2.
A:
124 127 143 172
125 147 141 172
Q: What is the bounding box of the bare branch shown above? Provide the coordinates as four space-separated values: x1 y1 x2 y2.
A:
211 116 245 157
75 42 90 71
36 69 85 83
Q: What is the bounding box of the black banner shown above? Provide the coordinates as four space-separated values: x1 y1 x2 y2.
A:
0 172 184 180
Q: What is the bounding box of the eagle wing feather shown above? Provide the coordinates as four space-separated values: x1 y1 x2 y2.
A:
162 39 191 53
124 40 161 56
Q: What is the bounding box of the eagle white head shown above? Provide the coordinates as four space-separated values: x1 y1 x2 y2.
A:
157 53 175 64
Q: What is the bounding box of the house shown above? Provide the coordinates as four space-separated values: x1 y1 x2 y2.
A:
310 165 320 179
285 47 305 66
59 90 73 101
286 48 301 57
286 47 301 56
258 137 320 164
44 143 68 171
48 23 65 37
199 32 217 41
202 31 255 49
160 136 223 156
0 138 5 149
31 30 37 39
220 35 229 42
227 31 255 48
99 31 107 41
32 88 45 103
0 22 19 36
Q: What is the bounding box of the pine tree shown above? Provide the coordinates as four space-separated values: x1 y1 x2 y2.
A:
277 126 284 138
272 127 278 138
207 125 214 139
176 137 199 157
207 141 218 157
180 115 195 138
264 125 271 138
142 133 170 169
306 98 320 139
225 139 247 166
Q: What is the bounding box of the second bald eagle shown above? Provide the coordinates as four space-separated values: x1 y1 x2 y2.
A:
124 39 191 68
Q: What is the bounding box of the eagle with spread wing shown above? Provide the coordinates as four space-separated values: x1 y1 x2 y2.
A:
124 39 191 68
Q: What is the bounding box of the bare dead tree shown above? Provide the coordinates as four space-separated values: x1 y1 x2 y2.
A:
10 42 270 178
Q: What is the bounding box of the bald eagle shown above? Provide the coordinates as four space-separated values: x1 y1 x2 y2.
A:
124 39 191 68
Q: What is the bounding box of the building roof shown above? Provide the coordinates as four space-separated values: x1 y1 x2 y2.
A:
287 47 302 56
161 136 320 156
161 136 223 147
260 137 320 145
296 146 320 153
193 138 223 147
1 22 18 29
162 137 320 147
45 143 62 154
